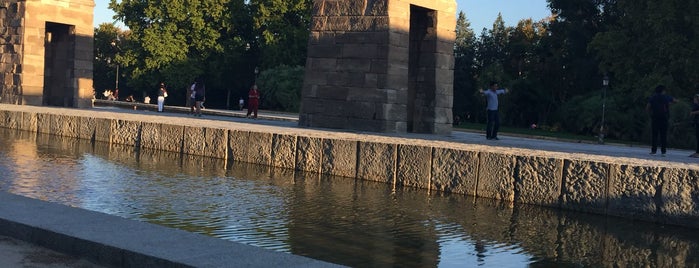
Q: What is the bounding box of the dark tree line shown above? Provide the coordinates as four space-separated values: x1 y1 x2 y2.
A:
93 0 698 148
454 0 698 148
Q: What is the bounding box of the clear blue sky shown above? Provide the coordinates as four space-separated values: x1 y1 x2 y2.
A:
93 0 551 32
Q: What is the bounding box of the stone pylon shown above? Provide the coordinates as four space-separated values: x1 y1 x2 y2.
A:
0 0 94 108
299 0 457 134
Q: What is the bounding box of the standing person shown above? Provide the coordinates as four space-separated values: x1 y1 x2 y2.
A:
239 97 245 111
247 84 260 119
479 81 509 140
690 93 699 158
646 85 677 156
157 82 168 112
186 83 194 114
189 81 197 115
194 78 206 117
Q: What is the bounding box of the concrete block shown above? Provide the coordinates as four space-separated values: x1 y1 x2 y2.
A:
2 111 20 130
271 134 297 169
246 131 273 165
561 159 609 214
182 126 205 156
229 130 250 162
477 152 516 201
296 136 322 172
110 119 141 147
321 138 357 178
660 168 699 228
396 144 431 189
93 118 111 143
357 141 396 184
607 164 662 222
515 156 563 207
431 147 478 195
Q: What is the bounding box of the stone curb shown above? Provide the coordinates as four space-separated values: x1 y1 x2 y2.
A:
0 192 343 268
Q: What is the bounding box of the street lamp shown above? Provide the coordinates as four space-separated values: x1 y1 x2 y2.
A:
599 74 610 144
110 39 120 98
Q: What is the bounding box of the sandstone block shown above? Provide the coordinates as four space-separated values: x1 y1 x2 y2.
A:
607 164 662 222
271 134 297 169
296 136 322 172
477 152 516 201
396 144 431 188
19 111 36 132
78 116 95 141
246 131 272 165
229 130 249 162
93 118 111 143
110 119 140 147
160 124 185 153
321 138 357 178
182 126 205 156
515 156 563 207
431 147 478 195
357 141 396 184
561 159 609 214
201 128 228 160
139 122 161 150
660 168 699 228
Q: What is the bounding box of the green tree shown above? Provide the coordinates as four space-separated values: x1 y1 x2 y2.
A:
452 11 479 123
590 0 699 146
256 65 305 112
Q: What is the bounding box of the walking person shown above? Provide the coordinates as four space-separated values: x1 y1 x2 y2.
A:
480 81 509 140
690 93 699 158
247 84 260 119
646 85 677 156
157 82 168 112
194 78 206 117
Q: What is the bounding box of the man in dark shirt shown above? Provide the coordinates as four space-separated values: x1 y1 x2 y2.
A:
646 85 676 156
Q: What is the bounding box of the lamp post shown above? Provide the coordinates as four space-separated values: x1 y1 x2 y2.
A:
599 74 609 144
110 39 120 97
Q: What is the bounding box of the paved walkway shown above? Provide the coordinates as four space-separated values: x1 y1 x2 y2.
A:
1 102 697 267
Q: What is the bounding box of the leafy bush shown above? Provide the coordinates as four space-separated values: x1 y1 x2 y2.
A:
256 65 304 112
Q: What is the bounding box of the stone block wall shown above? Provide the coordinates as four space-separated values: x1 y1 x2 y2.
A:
1 107 699 229
300 0 456 134
0 0 23 104
0 0 94 108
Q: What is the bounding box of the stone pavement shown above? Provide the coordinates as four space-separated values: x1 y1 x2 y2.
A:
0 102 697 267
0 235 104 268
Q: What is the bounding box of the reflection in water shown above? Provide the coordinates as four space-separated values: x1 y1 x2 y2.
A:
0 128 697 267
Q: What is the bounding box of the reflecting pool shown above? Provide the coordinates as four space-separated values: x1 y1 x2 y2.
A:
0 128 697 267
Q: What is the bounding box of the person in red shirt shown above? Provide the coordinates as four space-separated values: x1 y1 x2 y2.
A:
247 84 260 119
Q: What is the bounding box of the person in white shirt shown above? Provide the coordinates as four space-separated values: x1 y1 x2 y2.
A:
479 81 509 140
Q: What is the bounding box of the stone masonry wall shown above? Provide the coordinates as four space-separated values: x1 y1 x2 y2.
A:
1 107 698 229
0 0 23 105
300 0 456 134
0 0 93 108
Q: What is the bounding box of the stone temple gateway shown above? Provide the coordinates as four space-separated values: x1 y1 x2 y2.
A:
299 0 457 134
0 0 94 108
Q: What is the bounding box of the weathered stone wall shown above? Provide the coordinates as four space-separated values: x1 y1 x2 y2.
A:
0 0 23 104
0 0 93 108
1 108 698 229
299 0 456 134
